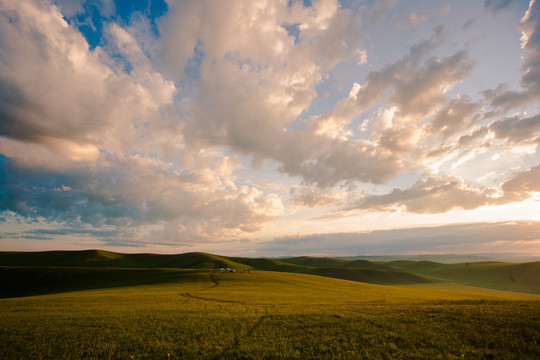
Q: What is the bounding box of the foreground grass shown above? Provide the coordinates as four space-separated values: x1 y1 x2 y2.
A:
1 270 539 359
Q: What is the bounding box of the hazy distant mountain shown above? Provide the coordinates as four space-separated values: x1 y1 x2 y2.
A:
338 254 540 263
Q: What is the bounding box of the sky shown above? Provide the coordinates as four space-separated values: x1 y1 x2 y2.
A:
0 0 539 257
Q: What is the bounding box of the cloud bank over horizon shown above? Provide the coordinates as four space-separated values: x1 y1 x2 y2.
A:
1 0 539 256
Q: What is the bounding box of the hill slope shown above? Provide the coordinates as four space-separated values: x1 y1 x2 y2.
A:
229 256 429 284
0 250 251 270
0 267 208 298
3 250 540 292
278 256 350 268
0 250 431 285
301 267 430 284
389 260 540 294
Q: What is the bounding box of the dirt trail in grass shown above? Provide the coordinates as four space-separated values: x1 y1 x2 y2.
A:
200 273 220 291
180 273 245 304
179 273 219 298
180 274 246 306
180 292 246 305
179 272 268 358
244 310 268 337
212 308 269 360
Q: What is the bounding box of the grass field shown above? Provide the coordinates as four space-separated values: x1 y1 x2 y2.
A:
1 266 540 359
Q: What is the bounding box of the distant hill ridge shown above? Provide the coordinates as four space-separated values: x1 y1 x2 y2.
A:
1 250 539 293
0 250 429 285
0 250 249 270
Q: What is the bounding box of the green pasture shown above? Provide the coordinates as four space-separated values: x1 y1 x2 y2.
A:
1 268 540 359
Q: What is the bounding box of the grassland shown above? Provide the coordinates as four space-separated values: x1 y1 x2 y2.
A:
1 251 540 359
4 249 540 291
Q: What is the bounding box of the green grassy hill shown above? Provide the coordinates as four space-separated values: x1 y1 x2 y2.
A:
300 267 431 284
2 250 540 292
228 257 306 272
144 252 252 270
0 250 432 286
0 250 251 270
0 249 121 267
278 256 396 271
345 259 396 270
278 256 350 268
229 256 431 284
389 260 540 294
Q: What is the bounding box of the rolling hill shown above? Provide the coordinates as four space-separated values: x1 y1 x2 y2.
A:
0 250 250 270
299 267 430 284
2 250 540 293
389 260 540 294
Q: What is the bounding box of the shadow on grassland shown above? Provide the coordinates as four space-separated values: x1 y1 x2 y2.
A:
0 266 208 298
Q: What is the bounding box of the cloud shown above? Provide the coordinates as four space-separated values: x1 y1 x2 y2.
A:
289 186 342 208
258 221 540 256
349 175 504 214
0 0 178 160
166 0 382 189
351 25 456 113
484 0 518 13
267 26 476 187
177 0 363 149
347 163 540 215
0 0 375 244
374 49 474 116
362 0 397 25
423 95 482 141
502 163 540 193
6 227 119 240
489 113 540 145
0 0 539 251
416 105 539 179
489 0 540 109
395 12 428 30
0 153 284 243
1 0 483 195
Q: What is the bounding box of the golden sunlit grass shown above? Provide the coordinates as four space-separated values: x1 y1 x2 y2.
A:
1 269 539 359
